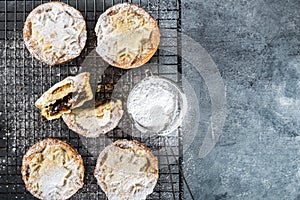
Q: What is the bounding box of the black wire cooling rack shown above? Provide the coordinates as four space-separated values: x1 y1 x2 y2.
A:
0 0 191 199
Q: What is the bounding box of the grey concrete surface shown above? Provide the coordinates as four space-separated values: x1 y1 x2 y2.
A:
181 0 300 199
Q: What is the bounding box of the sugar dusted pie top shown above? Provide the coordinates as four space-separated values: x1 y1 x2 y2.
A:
21 138 84 200
62 99 124 137
94 140 159 200
23 2 87 66
95 3 160 69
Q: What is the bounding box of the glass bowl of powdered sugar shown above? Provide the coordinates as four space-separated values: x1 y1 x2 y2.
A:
127 75 188 136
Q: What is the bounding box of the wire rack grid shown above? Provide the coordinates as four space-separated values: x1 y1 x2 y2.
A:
0 0 185 199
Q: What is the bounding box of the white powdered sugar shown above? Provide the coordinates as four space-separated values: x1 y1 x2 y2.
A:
127 76 187 135
94 140 158 200
94 2 160 68
23 139 84 200
24 2 87 65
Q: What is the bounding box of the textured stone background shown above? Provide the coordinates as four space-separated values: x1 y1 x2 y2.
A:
182 0 300 199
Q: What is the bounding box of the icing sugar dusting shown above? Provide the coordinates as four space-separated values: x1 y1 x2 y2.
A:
24 2 87 65
95 3 159 68
24 142 84 200
127 76 187 134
